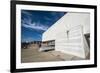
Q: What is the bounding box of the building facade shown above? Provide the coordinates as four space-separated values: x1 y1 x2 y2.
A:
40 12 90 58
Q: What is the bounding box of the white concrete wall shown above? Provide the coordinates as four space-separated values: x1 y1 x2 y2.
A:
42 12 90 58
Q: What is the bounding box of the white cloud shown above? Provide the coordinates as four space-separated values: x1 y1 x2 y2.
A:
22 11 49 31
22 18 49 31
22 23 48 31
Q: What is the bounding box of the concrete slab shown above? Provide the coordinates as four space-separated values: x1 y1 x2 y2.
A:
21 44 88 63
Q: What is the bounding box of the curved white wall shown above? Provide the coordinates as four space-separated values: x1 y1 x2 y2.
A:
42 12 90 58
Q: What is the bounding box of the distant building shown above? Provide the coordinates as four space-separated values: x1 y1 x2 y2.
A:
40 12 90 58
21 41 42 49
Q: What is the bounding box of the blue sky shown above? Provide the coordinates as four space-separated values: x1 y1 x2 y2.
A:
21 10 66 42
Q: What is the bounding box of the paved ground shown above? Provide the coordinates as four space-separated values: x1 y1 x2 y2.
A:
21 44 88 63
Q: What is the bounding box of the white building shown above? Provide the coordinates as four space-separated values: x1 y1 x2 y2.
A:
40 12 90 59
